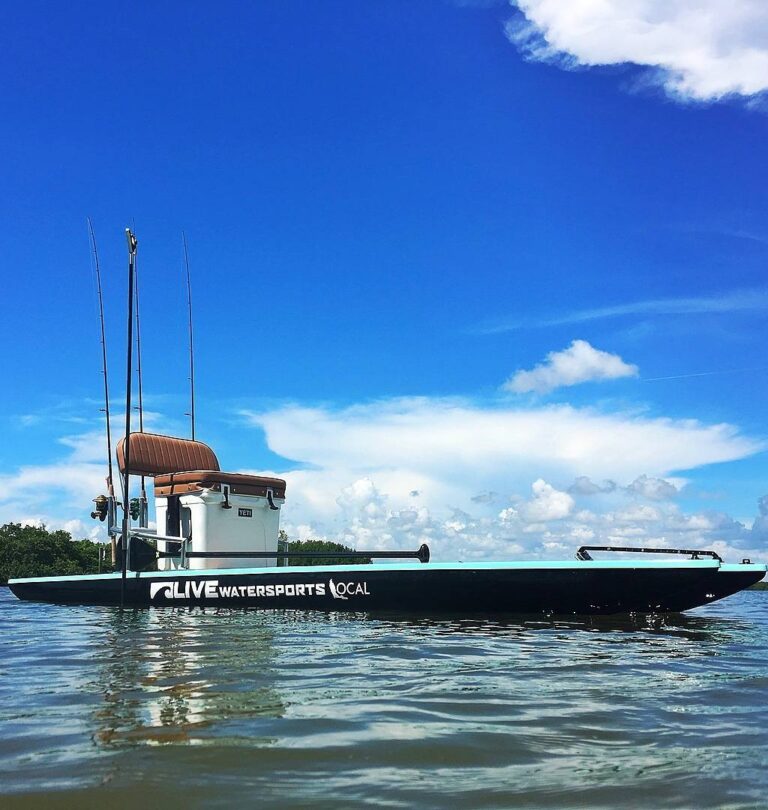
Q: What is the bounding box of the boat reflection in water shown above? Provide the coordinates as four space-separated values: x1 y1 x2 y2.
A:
87 603 755 752
92 607 285 749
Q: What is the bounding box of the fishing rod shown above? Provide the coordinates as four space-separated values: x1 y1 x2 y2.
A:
182 231 196 441
87 218 117 565
121 227 138 608
133 244 148 527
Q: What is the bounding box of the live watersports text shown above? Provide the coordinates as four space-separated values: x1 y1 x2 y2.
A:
149 579 371 600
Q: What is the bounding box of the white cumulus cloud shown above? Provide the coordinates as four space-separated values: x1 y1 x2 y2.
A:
519 478 575 521
503 340 638 394
568 476 617 495
626 474 680 500
275 468 768 564
507 0 768 102
239 395 765 561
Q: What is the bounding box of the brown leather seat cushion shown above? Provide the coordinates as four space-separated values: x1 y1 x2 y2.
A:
154 470 287 499
117 433 220 476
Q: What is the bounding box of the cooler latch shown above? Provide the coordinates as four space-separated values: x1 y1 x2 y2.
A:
221 485 232 509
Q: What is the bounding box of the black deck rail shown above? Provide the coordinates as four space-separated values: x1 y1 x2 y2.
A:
576 545 722 563
155 543 431 565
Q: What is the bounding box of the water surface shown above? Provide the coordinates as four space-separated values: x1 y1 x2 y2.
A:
1 588 767 808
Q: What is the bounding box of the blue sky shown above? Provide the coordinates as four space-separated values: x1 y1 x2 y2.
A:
1 1 767 560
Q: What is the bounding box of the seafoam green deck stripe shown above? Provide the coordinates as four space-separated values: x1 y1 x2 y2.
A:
8 557 746 585
719 563 767 574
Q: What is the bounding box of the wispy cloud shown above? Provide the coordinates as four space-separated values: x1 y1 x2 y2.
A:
243 398 763 487
713 228 768 248
479 288 768 334
506 0 768 103
642 366 768 383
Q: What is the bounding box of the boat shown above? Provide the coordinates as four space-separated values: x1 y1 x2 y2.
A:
9 551 766 614
8 229 766 613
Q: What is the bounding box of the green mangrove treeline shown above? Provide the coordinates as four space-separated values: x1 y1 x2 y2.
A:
0 523 103 584
0 523 367 584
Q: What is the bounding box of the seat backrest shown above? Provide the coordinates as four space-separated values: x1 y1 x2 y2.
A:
116 432 220 477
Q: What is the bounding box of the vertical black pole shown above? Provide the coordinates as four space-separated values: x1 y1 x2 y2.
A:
121 228 137 608
182 232 195 441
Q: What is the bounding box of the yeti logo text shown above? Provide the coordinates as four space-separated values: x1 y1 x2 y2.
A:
329 579 370 599
150 580 219 600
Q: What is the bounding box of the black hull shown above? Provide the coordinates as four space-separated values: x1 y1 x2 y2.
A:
8 563 765 615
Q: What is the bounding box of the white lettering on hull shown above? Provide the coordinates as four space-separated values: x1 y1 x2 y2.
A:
149 579 369 602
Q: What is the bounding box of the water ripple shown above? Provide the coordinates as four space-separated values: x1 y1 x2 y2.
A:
1 589 767 807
